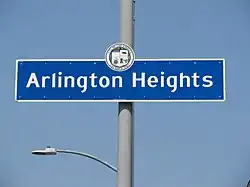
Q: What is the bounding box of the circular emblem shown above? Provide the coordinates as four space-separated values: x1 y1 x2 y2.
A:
105 43 135 72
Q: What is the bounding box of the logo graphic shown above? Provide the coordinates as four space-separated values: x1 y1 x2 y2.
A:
105 43 135 72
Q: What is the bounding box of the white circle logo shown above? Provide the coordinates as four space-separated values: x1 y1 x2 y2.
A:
105 43 135 72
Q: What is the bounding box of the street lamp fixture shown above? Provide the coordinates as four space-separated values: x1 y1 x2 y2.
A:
246 180 250 187
32 146 57 155
32 146 117 172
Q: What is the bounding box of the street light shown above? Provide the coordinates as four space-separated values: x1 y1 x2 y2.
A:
246 180 250 187
32 146 117 173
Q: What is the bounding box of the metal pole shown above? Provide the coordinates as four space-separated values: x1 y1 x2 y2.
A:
117 0 135 187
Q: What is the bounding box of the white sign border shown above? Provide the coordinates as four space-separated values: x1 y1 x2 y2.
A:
14 58 226 103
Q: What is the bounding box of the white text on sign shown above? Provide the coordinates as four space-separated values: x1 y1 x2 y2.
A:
26 72 213 93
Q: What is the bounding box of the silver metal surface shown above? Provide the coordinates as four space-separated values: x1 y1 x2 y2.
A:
117 0 135 186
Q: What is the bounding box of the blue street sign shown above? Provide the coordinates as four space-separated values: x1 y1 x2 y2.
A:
15 59 225 102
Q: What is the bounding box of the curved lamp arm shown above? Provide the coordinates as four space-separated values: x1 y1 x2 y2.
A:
32 147 117 173
57 149 117 172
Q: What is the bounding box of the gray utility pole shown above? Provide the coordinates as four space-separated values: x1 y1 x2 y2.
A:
117 0 135 187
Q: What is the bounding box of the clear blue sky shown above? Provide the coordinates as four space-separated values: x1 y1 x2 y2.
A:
0 0 250 187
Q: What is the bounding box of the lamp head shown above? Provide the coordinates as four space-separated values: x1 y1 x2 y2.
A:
32 147 57 155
